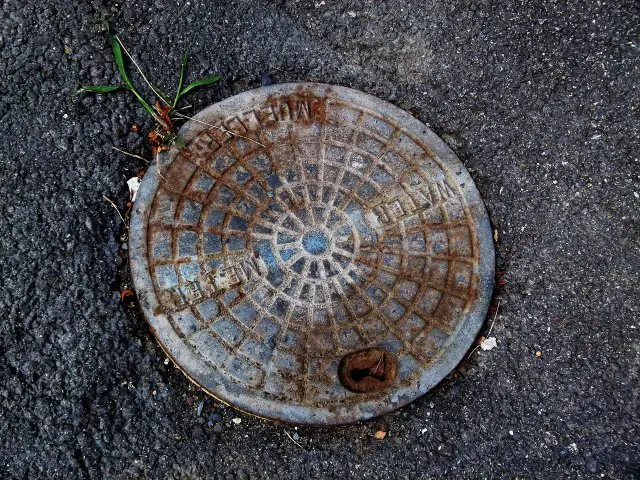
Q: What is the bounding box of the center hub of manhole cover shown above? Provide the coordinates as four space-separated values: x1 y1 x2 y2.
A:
301 230 330 255
129 83 494 425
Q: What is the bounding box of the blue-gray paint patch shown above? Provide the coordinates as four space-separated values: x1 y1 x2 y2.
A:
129 83 494 425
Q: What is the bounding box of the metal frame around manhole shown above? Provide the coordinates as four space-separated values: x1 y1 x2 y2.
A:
129 83 494 425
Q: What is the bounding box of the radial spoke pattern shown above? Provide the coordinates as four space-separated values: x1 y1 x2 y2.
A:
132 85 491 423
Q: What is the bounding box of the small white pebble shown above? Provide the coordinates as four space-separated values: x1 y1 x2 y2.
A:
634 192 639 199
509 430 514 435
164 358 169 365
480 336 497 351
347 10 356 17
421 428 428 434
232 417 242 425
62 113 68 119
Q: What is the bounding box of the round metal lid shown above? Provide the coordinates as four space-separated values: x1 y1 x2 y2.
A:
129 83 494 425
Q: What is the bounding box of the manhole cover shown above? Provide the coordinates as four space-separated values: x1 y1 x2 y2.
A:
129 83 494 425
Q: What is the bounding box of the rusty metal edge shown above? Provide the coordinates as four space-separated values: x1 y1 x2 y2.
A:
129 82 495 425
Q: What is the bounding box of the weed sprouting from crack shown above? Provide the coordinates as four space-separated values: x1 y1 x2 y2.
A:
76 23 223 163
78 25 268 234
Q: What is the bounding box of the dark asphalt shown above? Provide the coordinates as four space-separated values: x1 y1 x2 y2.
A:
1 0 639 478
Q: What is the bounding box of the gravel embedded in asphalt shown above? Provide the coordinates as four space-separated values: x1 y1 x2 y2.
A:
0 0 638 478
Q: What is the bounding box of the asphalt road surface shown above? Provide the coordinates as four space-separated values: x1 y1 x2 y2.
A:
1 0 638 478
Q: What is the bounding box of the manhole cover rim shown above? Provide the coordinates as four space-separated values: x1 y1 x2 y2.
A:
129 82 495 425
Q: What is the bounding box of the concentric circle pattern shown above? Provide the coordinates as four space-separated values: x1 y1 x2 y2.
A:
129 83 494 424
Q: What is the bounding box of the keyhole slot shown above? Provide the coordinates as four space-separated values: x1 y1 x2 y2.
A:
338 348 398 393
349 367 386 383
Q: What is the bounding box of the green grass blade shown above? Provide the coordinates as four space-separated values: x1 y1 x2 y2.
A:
105 28 162 125
130 90 171 131
131 90 157 118
179 74 221 98
173 135 185 149
108 30 133 89
173 54 189 108
76 85 123 94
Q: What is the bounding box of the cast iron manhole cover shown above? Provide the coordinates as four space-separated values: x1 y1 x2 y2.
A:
129 83 494 425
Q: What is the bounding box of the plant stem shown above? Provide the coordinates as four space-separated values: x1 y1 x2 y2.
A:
115 36 171 107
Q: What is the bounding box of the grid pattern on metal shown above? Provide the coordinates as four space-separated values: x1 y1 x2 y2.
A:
129 84 494 424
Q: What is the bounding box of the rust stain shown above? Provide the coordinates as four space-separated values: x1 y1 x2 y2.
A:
338 348 398 393
129 84 494 425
